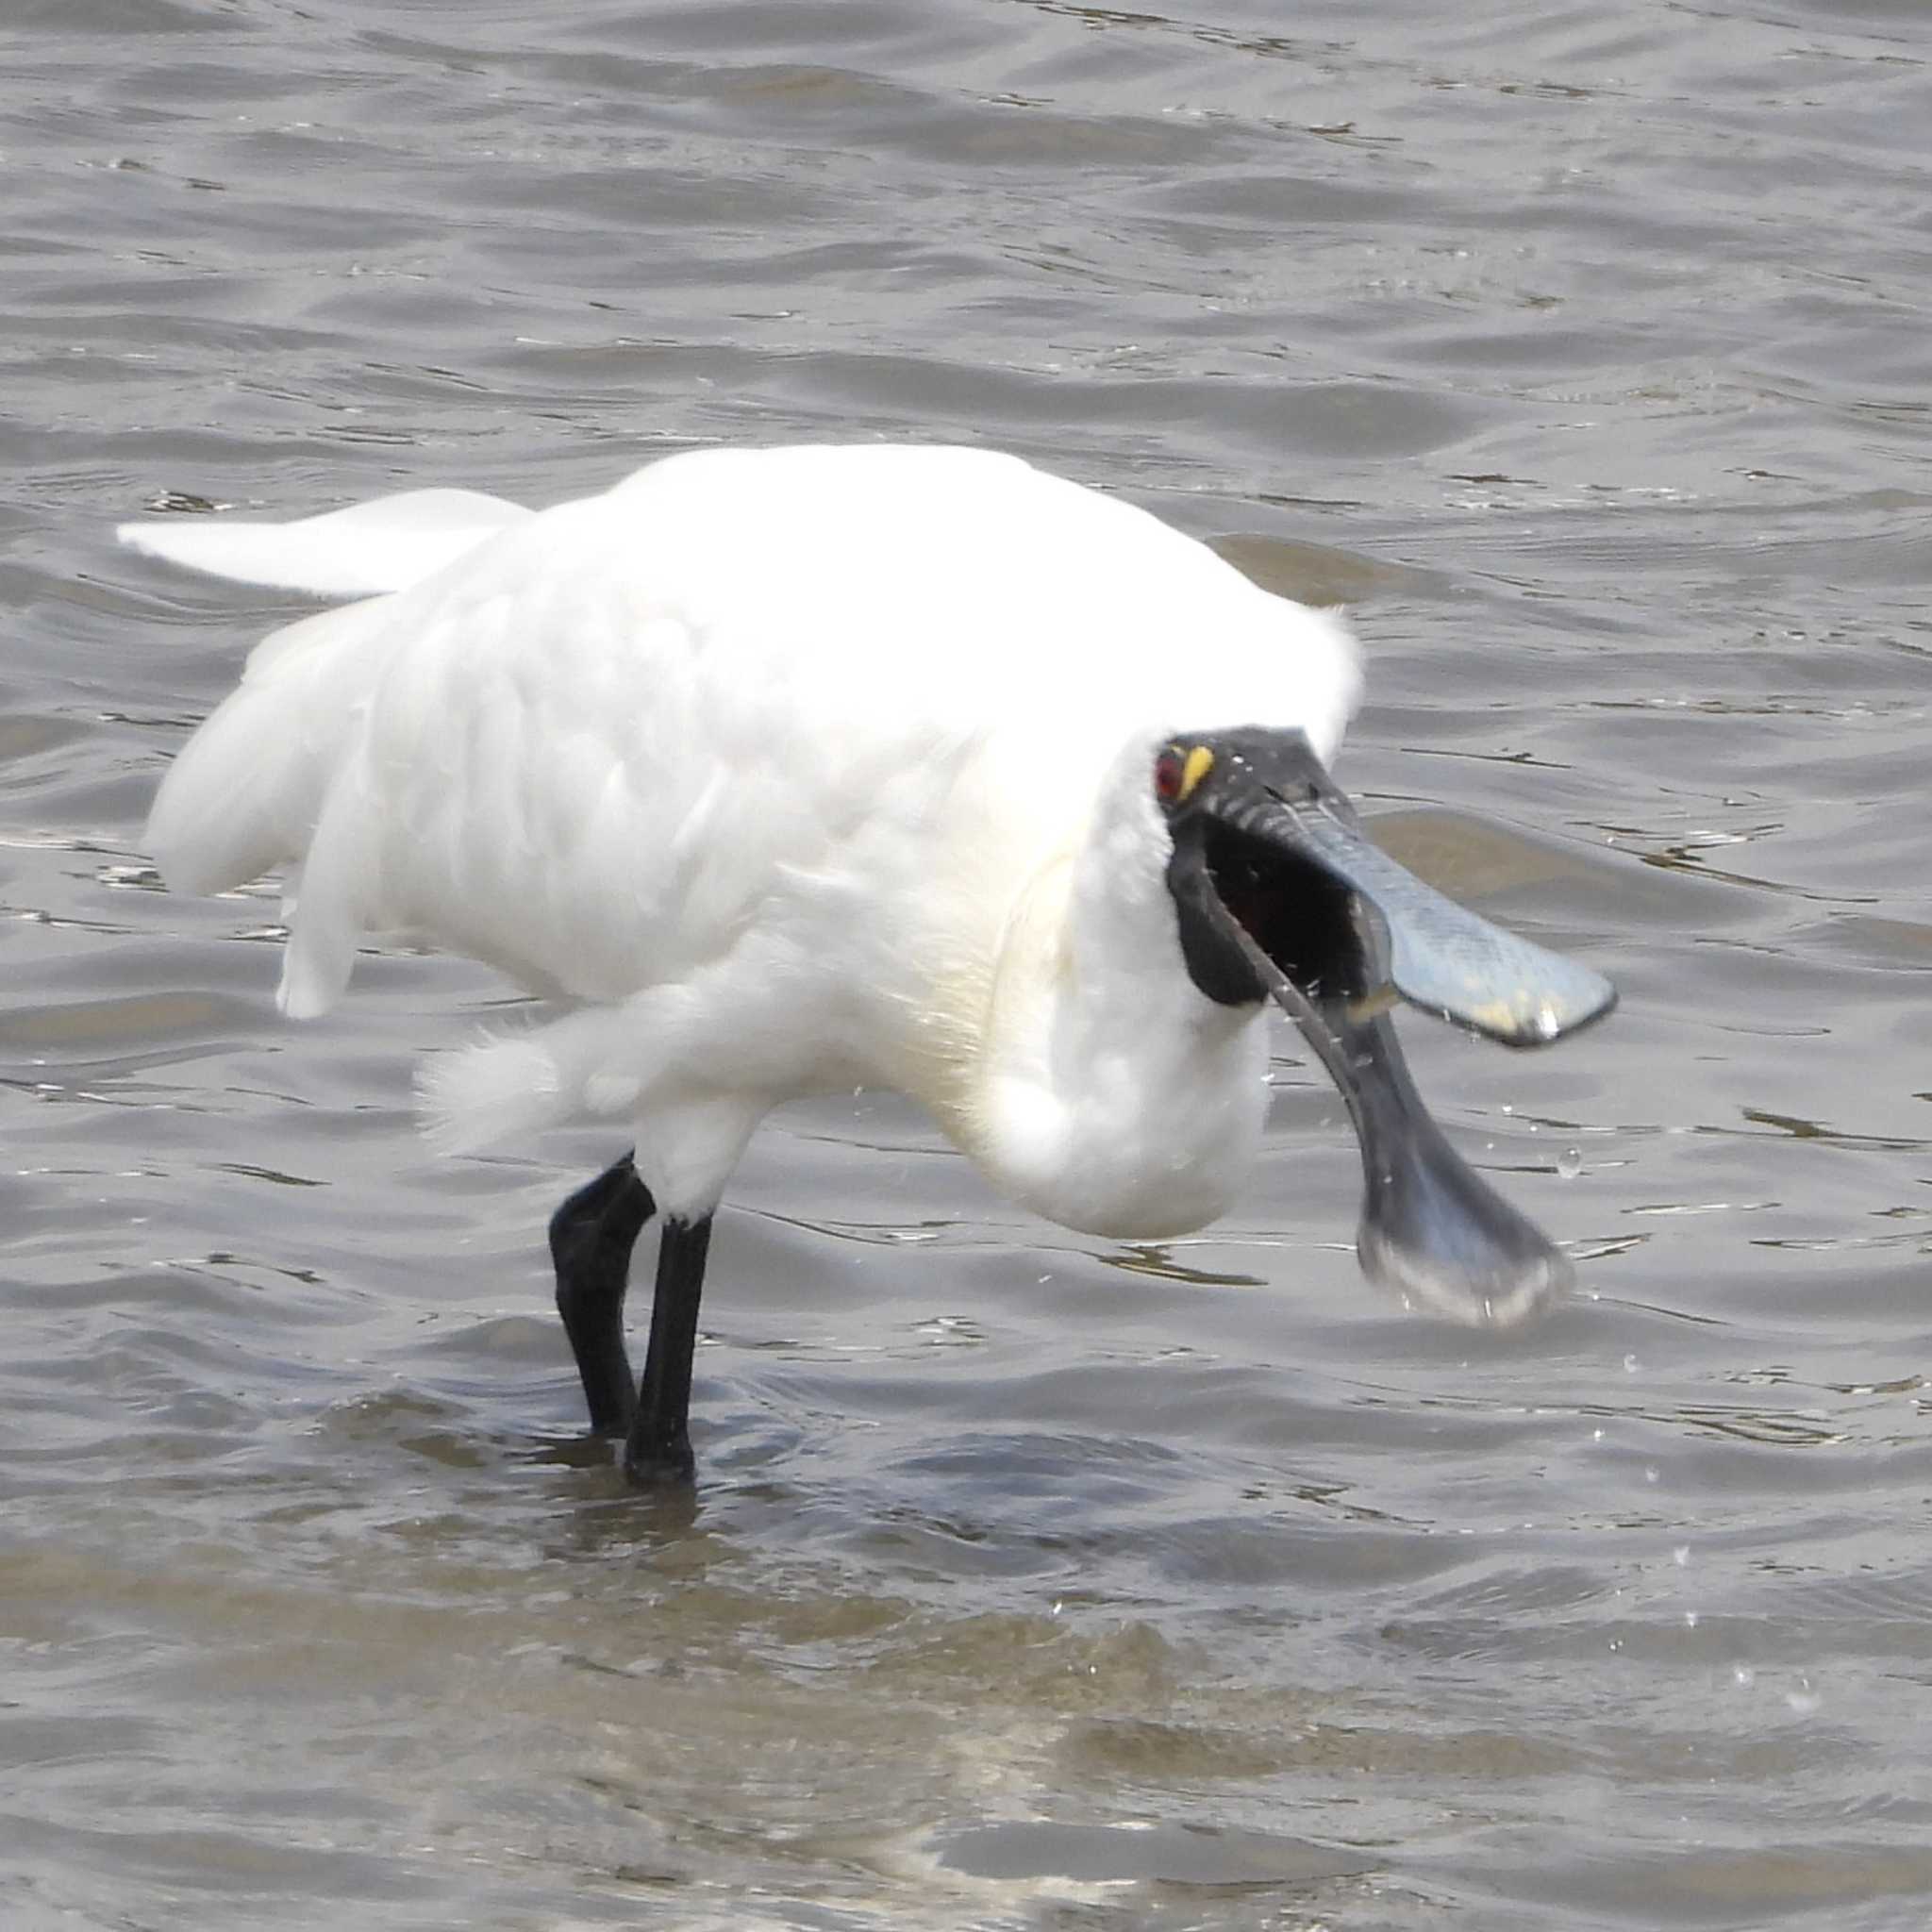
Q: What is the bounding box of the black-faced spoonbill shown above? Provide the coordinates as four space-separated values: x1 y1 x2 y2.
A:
122 443 1614 1485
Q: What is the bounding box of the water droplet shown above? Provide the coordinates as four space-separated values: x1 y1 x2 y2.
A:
1558 1146 1583 1179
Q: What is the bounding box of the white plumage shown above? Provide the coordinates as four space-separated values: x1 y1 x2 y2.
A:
132 444 1356 1233
125 442 1606 1483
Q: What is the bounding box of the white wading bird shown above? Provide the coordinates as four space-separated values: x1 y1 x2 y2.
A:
123 444 1614 1485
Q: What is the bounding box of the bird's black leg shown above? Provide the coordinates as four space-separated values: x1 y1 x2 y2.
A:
548 1153 655 1434
625 1213 713 1486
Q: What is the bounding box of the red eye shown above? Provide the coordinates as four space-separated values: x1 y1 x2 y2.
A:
1153 748 1185 803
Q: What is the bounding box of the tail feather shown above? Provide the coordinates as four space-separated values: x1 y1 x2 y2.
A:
119 488 533 598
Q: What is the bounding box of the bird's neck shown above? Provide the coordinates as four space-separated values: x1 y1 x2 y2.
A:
958 795 1269 1241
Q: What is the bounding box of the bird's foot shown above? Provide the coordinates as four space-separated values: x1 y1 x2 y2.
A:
623 1433 696 1488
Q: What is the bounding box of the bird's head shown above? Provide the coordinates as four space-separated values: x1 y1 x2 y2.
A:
1150 725 1616 1328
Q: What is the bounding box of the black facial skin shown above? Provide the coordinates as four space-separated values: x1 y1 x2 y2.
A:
1154 726 1572 1328
1161 729 1374 1014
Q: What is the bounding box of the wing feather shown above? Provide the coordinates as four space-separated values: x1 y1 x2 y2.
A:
134 445 1362 1023
118 489 533 597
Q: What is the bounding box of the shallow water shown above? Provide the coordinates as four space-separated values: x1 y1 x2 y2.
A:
5 2 1932 1926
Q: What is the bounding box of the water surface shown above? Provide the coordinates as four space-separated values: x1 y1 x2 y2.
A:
5 2 1931 1927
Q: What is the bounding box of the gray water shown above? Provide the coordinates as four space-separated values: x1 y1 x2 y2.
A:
6 2 1932 1927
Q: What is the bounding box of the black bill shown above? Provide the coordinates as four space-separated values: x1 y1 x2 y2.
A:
1160 726 1615 1328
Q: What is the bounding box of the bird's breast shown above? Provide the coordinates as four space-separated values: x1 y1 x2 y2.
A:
971 1000 1272 1242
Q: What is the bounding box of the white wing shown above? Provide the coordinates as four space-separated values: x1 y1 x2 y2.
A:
131 444 1360 1024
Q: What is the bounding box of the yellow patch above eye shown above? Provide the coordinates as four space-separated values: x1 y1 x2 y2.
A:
1178 744 1215 802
